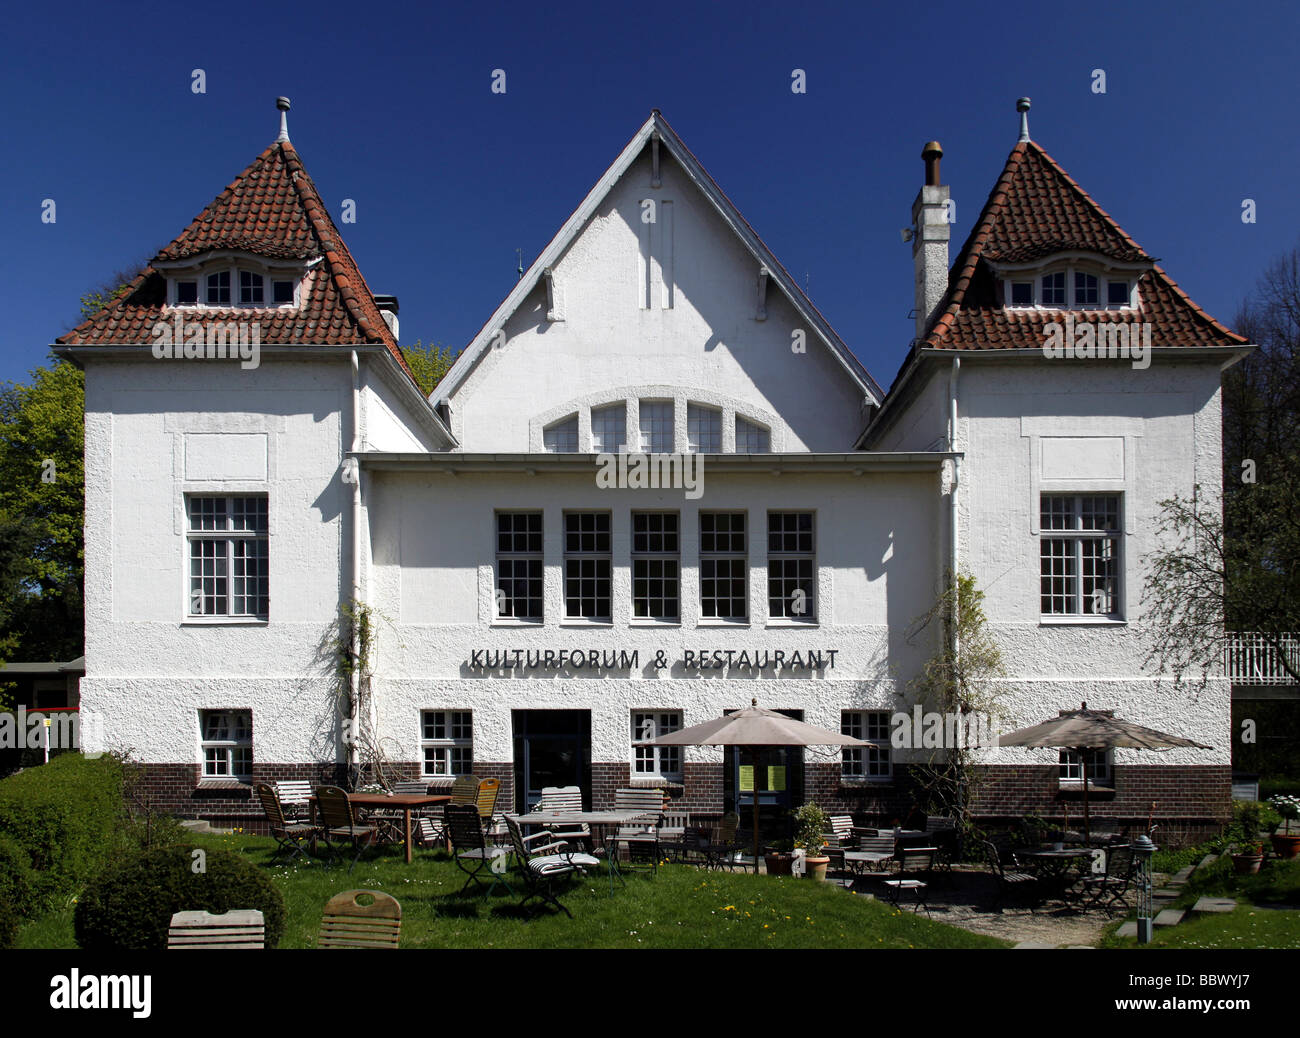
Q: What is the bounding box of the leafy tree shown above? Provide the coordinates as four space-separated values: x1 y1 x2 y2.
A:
400 341 457 397
0 360 85 663
74 260 151 324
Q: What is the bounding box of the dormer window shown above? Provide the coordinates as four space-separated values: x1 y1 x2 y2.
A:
1010 282 1033 307
1107 280 1130 307
1041 272 1066 307
272 279 295 304
239 271 264 304
1074 272 1099 307
176 281 198 304
206 271 231 305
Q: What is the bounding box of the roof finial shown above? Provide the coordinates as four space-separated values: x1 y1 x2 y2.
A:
1016 97 1031 143
276 96 291 143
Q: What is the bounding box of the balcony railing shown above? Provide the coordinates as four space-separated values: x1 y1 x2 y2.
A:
1225 632 1300 685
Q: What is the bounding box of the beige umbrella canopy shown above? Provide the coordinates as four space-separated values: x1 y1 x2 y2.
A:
998 702 1211 843
648 699 869 866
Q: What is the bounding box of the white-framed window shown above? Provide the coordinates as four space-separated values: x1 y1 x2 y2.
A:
176 280 198 304
1074 272 1099 307
639 400 674 453
1005 267 1136 310
591 404 627 453
495 511 542 621
736 416 770 453
421 710 473 777
206 270 231 305
239 270 265 304
700 511 747 621
171 264 300 309
1041 271 1066 307
564 511 611 620
632 710 682 780
1010 281 1033 307
200 709 252 779
687 404 721 453
1106 279 1130 307
1040 494 1122 618
187 495 269 618
767 511 815 621
543 414 579 453
1060 748 1111 785
841 711 891 780
632 512 679 621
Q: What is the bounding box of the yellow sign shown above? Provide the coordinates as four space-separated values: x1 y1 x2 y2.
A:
739 765 754 792
768 766 786 791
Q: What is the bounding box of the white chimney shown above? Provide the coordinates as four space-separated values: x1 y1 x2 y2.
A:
912 141 950 341
374 295 399 340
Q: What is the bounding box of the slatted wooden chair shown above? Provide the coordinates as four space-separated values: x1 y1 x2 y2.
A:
982 839 1040 913
417 774 481 848
883 846 936 915
504 816 600 918
843 830 897 875
660 806 690 858
316 785 378 873
446 803 513 897
275 779 313 821
476 777 504 840
255 782 322 865
822 815 857 872
168 910 265 949
537 785 593 852
317 890 401 948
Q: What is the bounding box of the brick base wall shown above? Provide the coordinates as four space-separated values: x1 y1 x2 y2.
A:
132 759 1233 842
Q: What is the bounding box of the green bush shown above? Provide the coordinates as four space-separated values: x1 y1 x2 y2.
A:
1233 800 1282 837
0 753 127 914
74 844 286 949
0 834 33 948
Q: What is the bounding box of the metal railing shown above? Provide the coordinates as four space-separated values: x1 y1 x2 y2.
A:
1225 632 1300 685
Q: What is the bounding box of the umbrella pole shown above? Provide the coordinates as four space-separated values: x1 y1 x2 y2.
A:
752 748 761 873
1081 747 1091 846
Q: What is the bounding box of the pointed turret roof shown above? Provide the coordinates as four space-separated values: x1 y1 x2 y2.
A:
920 140 1247 352
57 139 415 382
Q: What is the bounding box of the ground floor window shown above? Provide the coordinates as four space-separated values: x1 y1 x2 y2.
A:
1059 748 1111 784
841 710 891 779
200 709 252 779
632 710 682 780
422 710 473 776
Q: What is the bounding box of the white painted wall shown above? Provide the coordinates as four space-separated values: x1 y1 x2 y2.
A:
447 150 867 453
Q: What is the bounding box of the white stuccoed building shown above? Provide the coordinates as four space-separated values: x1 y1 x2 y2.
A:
55 100 1250 837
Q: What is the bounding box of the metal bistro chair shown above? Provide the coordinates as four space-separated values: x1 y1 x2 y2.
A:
609 788 665 876
822 815 857 873
982 838 1040 913
255 782 322 865
504 815 601 918
1079 843 1136 916
705 812 744 871
318 890 401 949
883 846 936 915
316 785 379 873
446 803 514 898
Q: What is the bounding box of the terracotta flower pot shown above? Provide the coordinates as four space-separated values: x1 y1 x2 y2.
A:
764 853 794 876
804 855 830 881
1232 853 1263 875
1269 834 1300 860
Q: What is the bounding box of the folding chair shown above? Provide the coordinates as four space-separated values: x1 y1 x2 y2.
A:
318 890 401 948
316 785 378 873
504 816 600 918
883 846 935 915
447 803 513 898
275 779 313 822
255 782 322 865
417 774 480 848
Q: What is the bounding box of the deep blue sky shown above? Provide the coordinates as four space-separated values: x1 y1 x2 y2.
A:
2 0 1297 390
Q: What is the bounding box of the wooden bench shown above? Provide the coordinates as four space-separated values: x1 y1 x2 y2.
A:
167 910 265 949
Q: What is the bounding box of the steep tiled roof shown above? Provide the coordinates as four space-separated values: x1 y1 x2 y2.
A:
57 141 415 382
921 140 1247 352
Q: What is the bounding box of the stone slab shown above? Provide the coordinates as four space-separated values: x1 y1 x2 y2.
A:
1014 941 1056 949
1191 897 1237 914
1115 921 1138 937
1154 908 1185 927
1171 867 1194 885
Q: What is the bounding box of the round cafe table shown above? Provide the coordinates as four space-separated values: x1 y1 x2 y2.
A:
1014 846 1095 906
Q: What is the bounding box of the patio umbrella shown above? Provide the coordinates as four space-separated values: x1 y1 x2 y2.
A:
646 699 869 868
996 702 1211 844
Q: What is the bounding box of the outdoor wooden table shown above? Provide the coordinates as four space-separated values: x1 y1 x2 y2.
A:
310 793 451 864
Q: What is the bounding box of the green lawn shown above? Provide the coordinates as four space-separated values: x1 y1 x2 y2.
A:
18 832 1008 950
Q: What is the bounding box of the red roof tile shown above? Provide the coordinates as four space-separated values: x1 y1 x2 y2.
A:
57 141 416 384
922 141 1247 352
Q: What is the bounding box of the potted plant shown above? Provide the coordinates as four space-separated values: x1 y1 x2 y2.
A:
793 802 831 881
764 839 795 876
1268 795 1300 859
1231 842 1264 875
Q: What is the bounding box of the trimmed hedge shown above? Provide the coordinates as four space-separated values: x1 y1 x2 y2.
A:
74 844 286 949
0 754 127 915
0 835 31 949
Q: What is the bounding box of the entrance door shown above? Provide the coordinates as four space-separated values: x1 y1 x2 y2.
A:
512 710 592 812
724 709 804 846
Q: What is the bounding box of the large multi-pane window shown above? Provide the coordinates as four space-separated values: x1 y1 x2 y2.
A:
767 512 815 621
841 711 891 780
564 512 612 620
1060 748 1111 785
495 512 543 621
543 415 579 453
200 710 252 779
1040 494 1122 617
187 496 269 618
421 710 473 777
632 512 679 621
1041 271 1066 307
700 512 747 621
735 417 770 453
687 404 721 452
632 711 682 780
591 404 627 453
639 401 674 453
